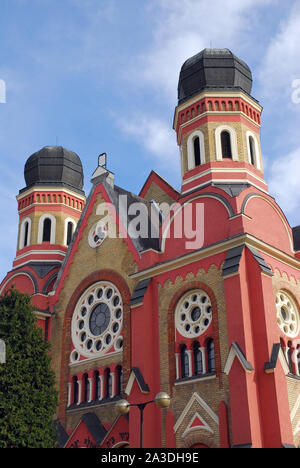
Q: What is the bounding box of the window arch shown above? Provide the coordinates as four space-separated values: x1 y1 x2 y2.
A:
73 376 79 405
221 131 232 159
105 368 112 398
215 125 238 161
83 373 90 403
187 130 205 170
246 131 261 170
193 342 203 376
43 218 51 242
116 365 123 395
180 344 190 378
19 217 32 249
64 218 76 246
38 214 56 244
207 339 215 374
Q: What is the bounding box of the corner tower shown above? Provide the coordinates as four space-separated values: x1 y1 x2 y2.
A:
173 49 266 196
0 146 86 337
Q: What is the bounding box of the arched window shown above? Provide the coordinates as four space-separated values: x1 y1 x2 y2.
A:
73 376 79 405
193 342 203 376
116 366 123 395
42 218 52 242
94 370 100 401
193 137 201 167
24 222 29 247
221 131 232 159
180 345 189 378
83 373 89 403
187 131 205 169
207 339 215 374
249 136 256 166
67 221 74 246
105 368 112 398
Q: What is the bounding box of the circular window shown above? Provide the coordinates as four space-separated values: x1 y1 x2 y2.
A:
276 291 300 338
71 281 123 359
88 221 107 248
175 290 212 338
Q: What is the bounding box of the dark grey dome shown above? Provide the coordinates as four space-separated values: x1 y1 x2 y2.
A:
24 146 84 192
178 49 253 104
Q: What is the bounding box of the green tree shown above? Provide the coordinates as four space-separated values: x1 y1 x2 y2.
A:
0 288 58 448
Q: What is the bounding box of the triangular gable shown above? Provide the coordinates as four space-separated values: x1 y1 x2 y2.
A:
264 343 290 375
182 412 214 439
223 342 254 375
100 414 129 449
52 177 149 302
139 170 180 204
64 413 107 448
174 392 219 434
125 367 150 396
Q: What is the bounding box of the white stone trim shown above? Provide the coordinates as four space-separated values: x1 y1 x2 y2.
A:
37 213 56 244
174 392 219 433
19 217 32 249
187 130 205 170
215 125 239 161
246 131 261 170
64 217 77 246
182 412 214 439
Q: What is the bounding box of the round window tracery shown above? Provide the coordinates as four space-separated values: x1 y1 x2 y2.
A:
71 281 123 361
276 291 300 338
175 290 212 338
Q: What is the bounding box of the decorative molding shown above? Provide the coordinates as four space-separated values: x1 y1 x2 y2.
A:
223 342 254 375
174 392 219 434
125 367 150 396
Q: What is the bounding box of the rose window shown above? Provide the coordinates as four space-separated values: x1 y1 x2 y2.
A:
276 291 300 338
175 290 212 338
71 281 123 362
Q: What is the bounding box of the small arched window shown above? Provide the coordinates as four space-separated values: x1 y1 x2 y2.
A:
83 373 89 403
207 339 216 374
24 222 29 247
249 136 256 166
73 376 79 405
42 218 52 242
221 131 232 159
66 221 74 246
116 366 123 395
180 345 189 378
193 342 203 376
193 137 201 167
105 368 112 398
94 370 100 401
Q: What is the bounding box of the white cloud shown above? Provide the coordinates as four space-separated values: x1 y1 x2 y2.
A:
116 114 179 170
259 2 300 101
268 146 300 218
135 0 273 102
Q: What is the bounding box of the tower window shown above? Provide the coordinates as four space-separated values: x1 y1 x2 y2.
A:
67 221 74 246
24 222 29 247
221 131 232 159
249 136 256 166
193 137 201 167
180 344 190 378
42 218 52 242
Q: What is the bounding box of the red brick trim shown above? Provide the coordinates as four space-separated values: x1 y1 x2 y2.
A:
167 281 221 393
58 269 131 423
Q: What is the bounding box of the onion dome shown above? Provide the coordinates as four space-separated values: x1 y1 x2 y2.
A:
178 48 253 104
24 146 84 192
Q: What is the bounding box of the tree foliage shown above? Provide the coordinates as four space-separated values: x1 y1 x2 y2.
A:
0 288 58 448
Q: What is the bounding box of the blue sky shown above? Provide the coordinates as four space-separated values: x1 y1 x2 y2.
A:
0 0 300 281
